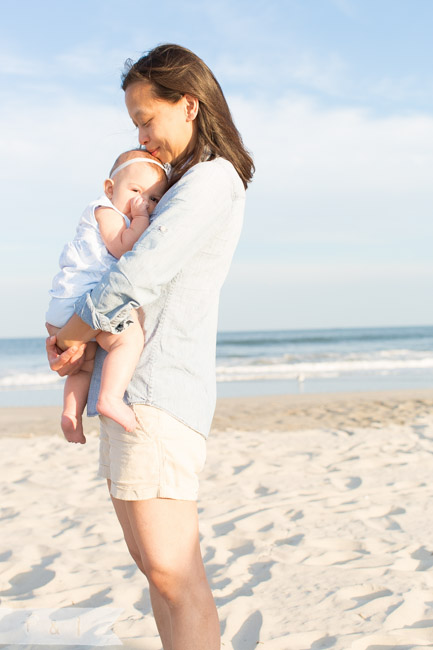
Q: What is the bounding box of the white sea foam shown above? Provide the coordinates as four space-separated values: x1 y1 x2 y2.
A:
1 335 433 390
1 354 433 389
216 356 433 382
0 372 63 389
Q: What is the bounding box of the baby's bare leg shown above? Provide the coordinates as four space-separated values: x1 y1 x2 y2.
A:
46 322 96 443
62 342 97 443
96 311 144 432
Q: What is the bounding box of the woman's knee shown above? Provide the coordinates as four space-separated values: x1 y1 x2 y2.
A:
145 555 206 607
127 545 147 575
126 545 187 599
145 563 191 605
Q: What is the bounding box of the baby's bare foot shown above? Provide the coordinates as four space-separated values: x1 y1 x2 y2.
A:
97 395 137 432
61 413 87 444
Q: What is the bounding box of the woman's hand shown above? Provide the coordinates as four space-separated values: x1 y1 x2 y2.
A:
45 334 86 376
45 315 96 376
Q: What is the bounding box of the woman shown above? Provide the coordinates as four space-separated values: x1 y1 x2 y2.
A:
46 43 254 650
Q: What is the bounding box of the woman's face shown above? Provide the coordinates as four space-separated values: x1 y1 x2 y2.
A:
125 81 198 165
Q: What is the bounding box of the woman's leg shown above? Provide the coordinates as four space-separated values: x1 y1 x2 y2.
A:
107 481 173 650
127 497 219 650
107 481 220 650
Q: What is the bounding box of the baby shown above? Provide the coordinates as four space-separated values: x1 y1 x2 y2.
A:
46 149 169 443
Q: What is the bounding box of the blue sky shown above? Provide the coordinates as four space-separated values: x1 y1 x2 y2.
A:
1 0 432 336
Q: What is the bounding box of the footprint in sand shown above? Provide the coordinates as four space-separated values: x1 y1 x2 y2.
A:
229 541 255 559
337 584 394 609
231 610 263 650
233 460 254 475
72 586 112 608
215 560 274 607
255 485 278 496
329 475 362 491
275 533 304 546
410 545 433 571
0 554 58 597
392 546 433 572
0 508 18 522
291 510 304 521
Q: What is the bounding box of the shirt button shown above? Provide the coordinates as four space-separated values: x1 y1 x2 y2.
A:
159 225 168 233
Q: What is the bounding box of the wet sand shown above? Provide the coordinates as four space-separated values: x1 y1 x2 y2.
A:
1 388 432 437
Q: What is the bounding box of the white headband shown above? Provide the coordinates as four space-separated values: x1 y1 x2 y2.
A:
110 157 171 179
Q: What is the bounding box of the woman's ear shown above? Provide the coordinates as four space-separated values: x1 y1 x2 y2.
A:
104 178 114 199
184 94 199 121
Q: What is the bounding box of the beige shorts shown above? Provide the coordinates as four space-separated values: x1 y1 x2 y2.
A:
99 404 206 501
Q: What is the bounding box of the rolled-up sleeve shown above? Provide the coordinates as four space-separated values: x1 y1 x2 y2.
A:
74 158 239 333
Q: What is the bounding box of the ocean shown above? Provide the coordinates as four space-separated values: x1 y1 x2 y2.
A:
0 325 432 407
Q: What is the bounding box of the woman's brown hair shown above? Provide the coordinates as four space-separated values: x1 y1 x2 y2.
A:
121 44 254 189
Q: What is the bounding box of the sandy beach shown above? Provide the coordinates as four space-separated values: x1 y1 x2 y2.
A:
1 388 433 649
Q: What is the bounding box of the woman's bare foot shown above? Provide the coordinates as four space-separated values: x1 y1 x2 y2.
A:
97 395 137 432
61 413 87 444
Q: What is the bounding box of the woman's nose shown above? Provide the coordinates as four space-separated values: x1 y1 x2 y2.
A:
138 127 149 146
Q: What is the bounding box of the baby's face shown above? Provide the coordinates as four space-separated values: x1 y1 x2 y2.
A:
106 162 167 217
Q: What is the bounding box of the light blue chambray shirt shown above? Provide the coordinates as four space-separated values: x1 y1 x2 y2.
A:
74 157 245 438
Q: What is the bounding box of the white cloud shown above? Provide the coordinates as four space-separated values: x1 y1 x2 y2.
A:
290 52 347 95
55 42 131 79
232 93 433 193
0 52 42 76
369 75 430 104
215 48 348 98
0 43 129 81
1 93 135 192
229 92 433 251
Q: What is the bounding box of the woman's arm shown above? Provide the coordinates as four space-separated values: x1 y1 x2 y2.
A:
74 159 243 333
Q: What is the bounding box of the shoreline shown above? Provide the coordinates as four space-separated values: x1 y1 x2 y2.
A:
1 387 432 437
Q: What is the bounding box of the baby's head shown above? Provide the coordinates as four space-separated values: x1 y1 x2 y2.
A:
104 149 169 218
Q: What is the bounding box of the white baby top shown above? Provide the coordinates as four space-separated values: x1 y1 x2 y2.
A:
49 195 129 301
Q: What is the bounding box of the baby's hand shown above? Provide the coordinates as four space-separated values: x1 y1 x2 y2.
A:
130 195 150 219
